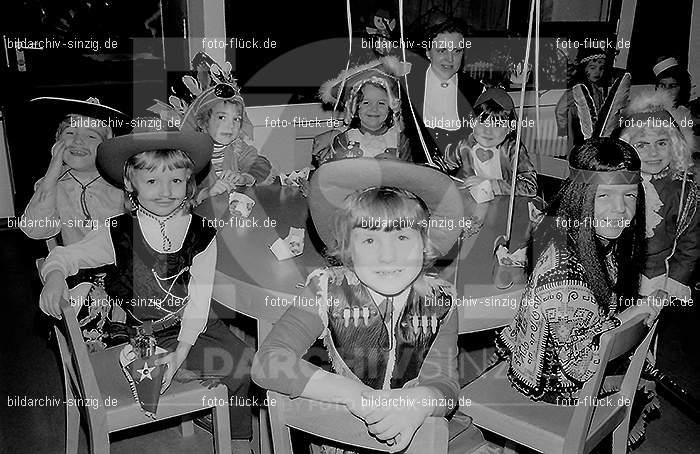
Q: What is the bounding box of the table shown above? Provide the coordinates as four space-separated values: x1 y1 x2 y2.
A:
197 185 534 339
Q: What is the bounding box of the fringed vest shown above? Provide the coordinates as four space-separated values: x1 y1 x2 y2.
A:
308 266 455 390
67 212 216 326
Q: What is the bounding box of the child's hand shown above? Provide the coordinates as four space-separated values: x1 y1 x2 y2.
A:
40 270 69 319
641 290 667 326
361 388 433 451
155 349 187 394
223 170 254 186
209 179 233 197
342 385 375 421
464 175 487 188
232 173 255 186
43 141 67 184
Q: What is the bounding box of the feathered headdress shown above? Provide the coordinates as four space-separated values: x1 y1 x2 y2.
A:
148 52 254 141
319 56 411 125
572 72 631 139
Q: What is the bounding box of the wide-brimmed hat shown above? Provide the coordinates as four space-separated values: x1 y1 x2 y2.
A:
309 159 464 255
96 121 213 189
179 82 254 141
30 96 132 136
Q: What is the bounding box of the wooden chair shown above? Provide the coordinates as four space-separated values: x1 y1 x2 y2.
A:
267 391 449 454
459 314 657 454
54 300 232 453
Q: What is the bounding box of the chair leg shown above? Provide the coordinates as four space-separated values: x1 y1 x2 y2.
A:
212 405 232 454
180 416 195 437
611 418 630 454
259 406 273 454
65 400 80 454
251 407 260 454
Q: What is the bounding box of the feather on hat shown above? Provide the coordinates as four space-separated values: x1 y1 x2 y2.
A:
573 72 631 139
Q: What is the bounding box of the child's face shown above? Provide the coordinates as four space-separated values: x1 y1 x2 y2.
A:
427 32 464 81
584 58 605 84
207 101 242 145
657 77 681 104
625 127 672 175
473 117 510 148
349 227 423 296
59 116 106 172
357 84 390 131
126 166 190 216
594 184 637 239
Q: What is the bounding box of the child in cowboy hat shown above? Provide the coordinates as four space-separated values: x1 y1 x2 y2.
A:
21 96 131 246
444 88 538 197
181 78 274 204
315 56 413 166
252 158 499 453
38 125 255 454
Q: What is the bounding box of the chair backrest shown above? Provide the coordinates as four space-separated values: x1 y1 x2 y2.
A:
267 391 449 454
564 314 657 454
54 300 110 450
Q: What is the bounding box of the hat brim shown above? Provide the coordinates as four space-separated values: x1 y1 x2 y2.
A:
30 97 132 136
96 131 213 188
309 159 464 256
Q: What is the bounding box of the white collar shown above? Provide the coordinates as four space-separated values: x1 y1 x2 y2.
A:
427 65 457 87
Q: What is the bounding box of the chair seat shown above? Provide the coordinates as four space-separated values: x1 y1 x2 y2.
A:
460 362 623 453
89 346 227 433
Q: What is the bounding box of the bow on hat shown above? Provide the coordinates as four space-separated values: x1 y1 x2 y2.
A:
319 56 411 126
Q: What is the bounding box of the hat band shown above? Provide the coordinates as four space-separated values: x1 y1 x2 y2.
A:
653 57 679 77
568 168 641 185
579 54 606 64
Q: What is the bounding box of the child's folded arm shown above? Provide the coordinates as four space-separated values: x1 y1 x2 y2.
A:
513 142 538 197
236 142 274 185
251 305 327 399
41 226 115 280
416 308 459 417
177 237 217 346
21 177 62 239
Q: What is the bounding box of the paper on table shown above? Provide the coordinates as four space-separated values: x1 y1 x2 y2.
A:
280 167 311 186
495 245 527 267
229 192 255 218
469 180 495 203
269 227 305 260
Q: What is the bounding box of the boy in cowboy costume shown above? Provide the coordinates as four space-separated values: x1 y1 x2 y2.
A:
21 97 131 245
39 126 255 453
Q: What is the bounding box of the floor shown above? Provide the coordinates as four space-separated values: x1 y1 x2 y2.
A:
1 227 698 453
